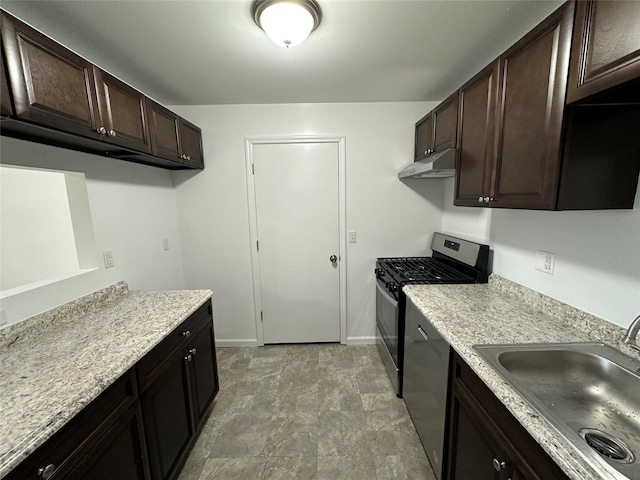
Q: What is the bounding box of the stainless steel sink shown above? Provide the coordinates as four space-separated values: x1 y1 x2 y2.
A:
474 342 640 480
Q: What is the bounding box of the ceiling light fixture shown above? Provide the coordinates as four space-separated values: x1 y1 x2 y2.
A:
252 0 322 48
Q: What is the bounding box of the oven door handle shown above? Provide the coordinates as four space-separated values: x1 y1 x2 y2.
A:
376 281 398 308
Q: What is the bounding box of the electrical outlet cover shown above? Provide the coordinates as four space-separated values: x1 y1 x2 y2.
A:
103 250 115 269
535 250 555 275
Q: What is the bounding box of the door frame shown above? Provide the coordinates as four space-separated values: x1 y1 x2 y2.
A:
245 136 347 346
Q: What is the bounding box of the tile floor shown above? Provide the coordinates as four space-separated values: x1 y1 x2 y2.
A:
178 344 437 480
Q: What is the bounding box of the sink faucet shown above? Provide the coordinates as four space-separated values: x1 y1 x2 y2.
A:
623 315 640 352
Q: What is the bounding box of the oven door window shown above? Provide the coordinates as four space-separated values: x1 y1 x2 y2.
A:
376 281 399 366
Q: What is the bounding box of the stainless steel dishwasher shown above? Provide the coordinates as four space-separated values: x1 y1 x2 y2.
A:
403 297 451 480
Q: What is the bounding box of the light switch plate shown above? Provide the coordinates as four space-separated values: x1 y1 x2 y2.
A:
348 230 357 243
162 237 170 251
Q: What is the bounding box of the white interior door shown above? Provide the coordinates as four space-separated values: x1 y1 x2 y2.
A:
253 142 340 344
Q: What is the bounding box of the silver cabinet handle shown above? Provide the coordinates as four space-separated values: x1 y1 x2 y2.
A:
38 464 56 478
478 196 484 203
108 129 116 137
185 354 193 362
329 255 337 262
182 330 191 337
493 458 506 471
97 126 107 135
483 196 490 203
417 325 429 342
188 348 197 356
186 155 191 161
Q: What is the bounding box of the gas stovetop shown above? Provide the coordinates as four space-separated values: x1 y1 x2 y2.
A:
376 257 474 285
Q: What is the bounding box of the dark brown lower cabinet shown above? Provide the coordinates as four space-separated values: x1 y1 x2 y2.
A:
138 301 219 480
5 300 218 480
189 320 220 425
141 346 195 480
64 403 149 480
446 351 569 480
4 369 146 480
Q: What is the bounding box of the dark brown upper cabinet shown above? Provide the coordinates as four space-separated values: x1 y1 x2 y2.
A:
455 3 575 209
414 92 458 161
454 60 500 207
93 67 151 153
414 112 433 161
0 9 204 170
432 92 459 152
1 11 101 139
566 0 640 104
490 1 575 210
147 99 181 161
147 100 204 168
454 0 640 210
178 118 204 169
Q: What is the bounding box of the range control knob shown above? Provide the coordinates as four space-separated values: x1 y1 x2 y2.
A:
374 268 385 278
389 282 398 292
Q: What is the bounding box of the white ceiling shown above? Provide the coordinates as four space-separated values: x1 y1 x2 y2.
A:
2 0 564 106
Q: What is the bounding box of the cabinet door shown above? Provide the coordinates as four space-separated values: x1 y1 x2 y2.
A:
491 2 574 210
147 98 181 162
178 118 204 168
93 67 151 153
0 11 100 138
187 319 219 427
454 60 500 207
64 403 150 480
432 92 458 153
448 383 505 480
1 38 13 117
141 351 194 480
414 112 433 160
447 353 570 480
567 0 640 103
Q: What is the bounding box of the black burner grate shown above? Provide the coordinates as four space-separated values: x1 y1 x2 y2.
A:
377 257 474 284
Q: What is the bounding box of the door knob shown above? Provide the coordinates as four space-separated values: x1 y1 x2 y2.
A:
329 255 337 262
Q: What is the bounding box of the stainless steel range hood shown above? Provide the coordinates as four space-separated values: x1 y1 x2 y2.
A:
398 149 456 179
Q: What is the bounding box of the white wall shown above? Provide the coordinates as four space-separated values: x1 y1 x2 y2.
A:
0 166 80 290
0 137 186 327
171 102 443 345
442 178 640 328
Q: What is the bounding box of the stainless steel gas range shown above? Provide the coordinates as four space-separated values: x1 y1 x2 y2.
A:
374 232 490 398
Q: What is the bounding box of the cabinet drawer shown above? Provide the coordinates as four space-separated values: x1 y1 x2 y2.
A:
5 369 138 480
136 300 212 391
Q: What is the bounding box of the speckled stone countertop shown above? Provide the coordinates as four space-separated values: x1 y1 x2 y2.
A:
404 275 640 480
0 282 212 478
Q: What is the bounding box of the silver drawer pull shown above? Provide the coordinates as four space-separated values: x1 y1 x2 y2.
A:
417 325 429 341
182 330 191 337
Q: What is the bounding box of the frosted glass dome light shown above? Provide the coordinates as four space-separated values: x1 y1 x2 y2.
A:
252 0 322 48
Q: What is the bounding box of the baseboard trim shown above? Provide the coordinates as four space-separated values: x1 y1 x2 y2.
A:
215 339 260 348
346 336 377 345
216 337 377 347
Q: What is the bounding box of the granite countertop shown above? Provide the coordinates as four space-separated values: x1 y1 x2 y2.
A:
0 282 212 478
404 276 640 480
